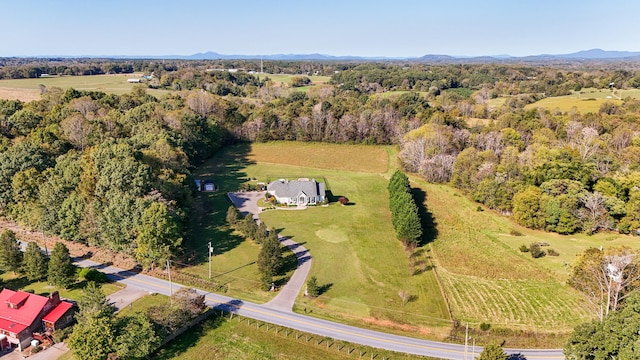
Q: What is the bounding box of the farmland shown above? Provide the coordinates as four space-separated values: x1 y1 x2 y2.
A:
181 140 640 346
524 87 640 113
0 73 170 101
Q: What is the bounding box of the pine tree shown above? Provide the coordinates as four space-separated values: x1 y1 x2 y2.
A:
0 230 23 274
22 242 47 281
306 276 319 297
257 232 283 279
48 242 76 288
226 205 239 225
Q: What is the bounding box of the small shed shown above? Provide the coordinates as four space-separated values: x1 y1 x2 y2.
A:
204 180 215 192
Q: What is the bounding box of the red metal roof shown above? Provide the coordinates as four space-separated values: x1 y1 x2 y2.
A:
42 302 73 323
0 289 49 331
7 292 29 307
0 318 28 335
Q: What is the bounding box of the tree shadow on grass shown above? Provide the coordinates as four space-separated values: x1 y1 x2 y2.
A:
411 187 438 246
183 142 256 262
3 276 31 291
153 311 227 360
279 249 299 275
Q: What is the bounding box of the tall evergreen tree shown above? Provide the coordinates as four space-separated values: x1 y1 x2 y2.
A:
257 232 283 281
0 230 22 274
22 241 47 281
48 242 76 288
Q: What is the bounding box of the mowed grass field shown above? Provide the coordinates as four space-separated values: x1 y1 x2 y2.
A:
525 87 640 113
418 178 640 332
0 73 170 102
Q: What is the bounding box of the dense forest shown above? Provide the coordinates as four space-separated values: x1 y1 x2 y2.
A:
2 59 640 267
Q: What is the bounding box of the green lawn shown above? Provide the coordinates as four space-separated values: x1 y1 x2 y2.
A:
184 142 451 335
0 272 122 300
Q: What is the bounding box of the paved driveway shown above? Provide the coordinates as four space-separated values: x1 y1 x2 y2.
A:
227 191 266 221
227 191 312 312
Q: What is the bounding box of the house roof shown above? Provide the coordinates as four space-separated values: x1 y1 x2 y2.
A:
0 289 49 330
42 302 73 323
0 318 28 335
267 179 325 199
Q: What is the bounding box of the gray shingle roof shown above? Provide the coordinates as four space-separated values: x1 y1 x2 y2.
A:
267 179 325 199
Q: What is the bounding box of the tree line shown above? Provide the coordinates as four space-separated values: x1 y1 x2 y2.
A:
388 170 422 247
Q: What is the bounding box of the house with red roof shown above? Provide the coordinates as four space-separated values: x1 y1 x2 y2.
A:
0 289 74 351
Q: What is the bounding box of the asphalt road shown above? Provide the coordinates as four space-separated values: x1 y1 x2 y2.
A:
72 258 565 360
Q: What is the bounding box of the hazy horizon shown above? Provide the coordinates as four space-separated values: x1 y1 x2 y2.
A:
2 0 639 58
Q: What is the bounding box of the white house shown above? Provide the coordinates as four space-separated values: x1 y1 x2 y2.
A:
266 178 325 206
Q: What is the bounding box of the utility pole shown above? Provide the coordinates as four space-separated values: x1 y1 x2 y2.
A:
208 242 213 279
464 322 468 360
167 259 173 305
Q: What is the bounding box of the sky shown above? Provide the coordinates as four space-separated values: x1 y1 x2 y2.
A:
1 0 639 58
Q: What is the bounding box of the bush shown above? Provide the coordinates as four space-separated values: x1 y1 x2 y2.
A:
519 244 529 253
510 229 523 236
529 243 546 258
476 206 484 212
53 327 73 342
547 248 559 256
480 322 491 331
77 267 108 283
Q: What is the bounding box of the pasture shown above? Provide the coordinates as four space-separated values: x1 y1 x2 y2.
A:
417 178 640 333
524 87 640 113
0 74 170 102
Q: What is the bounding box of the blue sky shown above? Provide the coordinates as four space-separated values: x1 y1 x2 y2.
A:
2 0 639 57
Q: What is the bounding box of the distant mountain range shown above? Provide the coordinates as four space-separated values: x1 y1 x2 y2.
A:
29 49 640 62
178 49 640 62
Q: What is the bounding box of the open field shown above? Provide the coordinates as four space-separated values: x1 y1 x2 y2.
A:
0 74 170 102
415 178 640 333
524 87 640 113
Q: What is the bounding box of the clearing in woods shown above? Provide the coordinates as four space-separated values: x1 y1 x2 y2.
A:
0 73 170 102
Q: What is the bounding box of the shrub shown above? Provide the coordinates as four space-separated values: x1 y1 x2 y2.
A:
476 206 484 212
529 243 546 258
480 322 491 331
306 276 319 297
519 244 529 253
77 267 108 283
547 248 560 256
510 229 523 236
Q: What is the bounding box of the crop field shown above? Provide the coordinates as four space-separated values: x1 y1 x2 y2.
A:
0 73 170 102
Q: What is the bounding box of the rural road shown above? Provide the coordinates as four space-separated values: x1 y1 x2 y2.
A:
73 258 564 360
